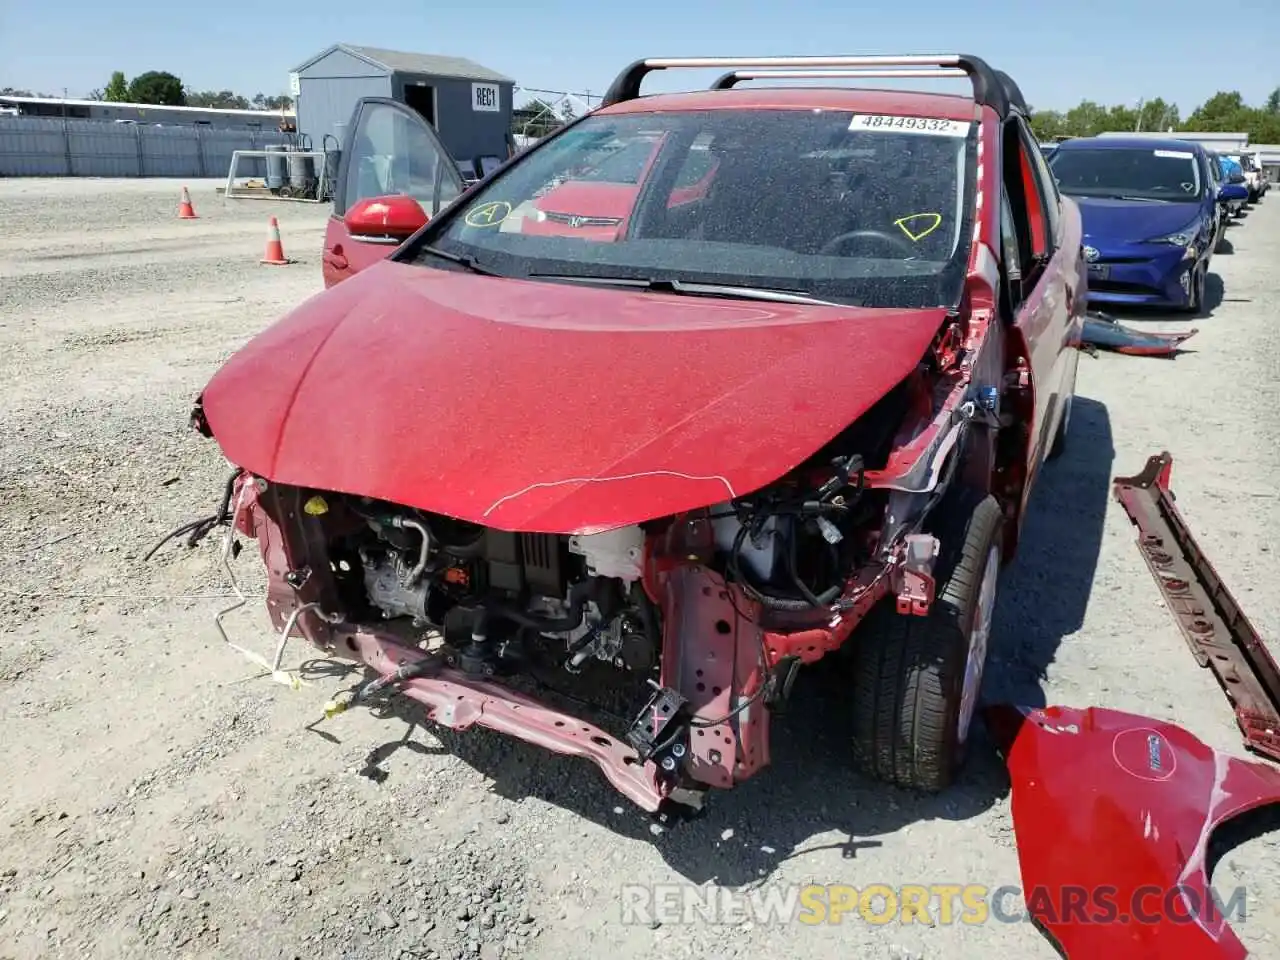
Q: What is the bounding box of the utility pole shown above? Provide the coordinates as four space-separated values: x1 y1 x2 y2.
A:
1135 97 1145 132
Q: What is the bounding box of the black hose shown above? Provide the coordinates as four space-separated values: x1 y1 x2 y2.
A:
786 524 824 608
204 469 241 532
355 659 432 703
142 468 243 561
484 580 594 633
142 516 215 561
728 520 839 612
351 503 487 559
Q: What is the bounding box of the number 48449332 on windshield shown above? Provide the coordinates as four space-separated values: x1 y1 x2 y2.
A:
848 114 969 136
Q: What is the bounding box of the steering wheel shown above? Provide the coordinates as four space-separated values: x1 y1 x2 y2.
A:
819 228 920 259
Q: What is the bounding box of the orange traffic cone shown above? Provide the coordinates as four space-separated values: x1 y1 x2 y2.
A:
260 216 294 265
177 186 198 219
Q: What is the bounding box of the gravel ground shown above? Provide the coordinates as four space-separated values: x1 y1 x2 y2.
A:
2 177 1279 960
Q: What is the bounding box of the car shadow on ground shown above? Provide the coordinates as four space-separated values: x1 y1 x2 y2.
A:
983 395 1114 709
307 397 1115 885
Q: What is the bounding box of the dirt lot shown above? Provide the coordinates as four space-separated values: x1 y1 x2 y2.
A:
2 177 1279 960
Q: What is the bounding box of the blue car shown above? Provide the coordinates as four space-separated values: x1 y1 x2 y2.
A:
1217 154 1249 217
1048 136 1231 314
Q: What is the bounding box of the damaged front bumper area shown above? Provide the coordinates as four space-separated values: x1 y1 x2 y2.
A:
208 449 960 813
192 336 995 813
214 471 892 814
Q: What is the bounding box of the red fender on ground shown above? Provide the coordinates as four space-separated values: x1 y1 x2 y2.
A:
984 703 1280 959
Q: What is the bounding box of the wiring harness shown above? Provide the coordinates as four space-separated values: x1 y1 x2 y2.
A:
724 453 865 612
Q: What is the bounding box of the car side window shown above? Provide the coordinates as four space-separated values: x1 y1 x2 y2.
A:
342 102 463 216
999 119 1041 296
1199 155 1215 196
1016 118 1061 246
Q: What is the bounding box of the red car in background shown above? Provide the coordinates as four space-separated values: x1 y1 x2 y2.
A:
193 54 1084 817
522 135 719 240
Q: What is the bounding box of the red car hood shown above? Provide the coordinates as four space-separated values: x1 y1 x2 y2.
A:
199 260 946 533
534 181 638 218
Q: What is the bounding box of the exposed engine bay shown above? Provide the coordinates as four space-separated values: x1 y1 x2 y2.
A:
321 434 881 688
344 501 662 678
296 380 919 704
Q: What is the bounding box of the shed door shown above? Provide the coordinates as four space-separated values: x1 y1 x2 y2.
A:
323 98 465 287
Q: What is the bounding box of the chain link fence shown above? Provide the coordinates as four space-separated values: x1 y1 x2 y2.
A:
0 116 290 177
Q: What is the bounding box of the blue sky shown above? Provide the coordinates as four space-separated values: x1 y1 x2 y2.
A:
1 0 1277 112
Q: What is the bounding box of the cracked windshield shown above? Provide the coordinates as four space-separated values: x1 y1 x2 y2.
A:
419 109 977 308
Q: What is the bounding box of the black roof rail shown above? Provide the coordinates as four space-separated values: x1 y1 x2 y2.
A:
993 69 1029 115
601 55 1011 116
710 67 968 90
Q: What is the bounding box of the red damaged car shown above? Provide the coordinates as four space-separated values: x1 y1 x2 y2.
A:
189 54 1085 815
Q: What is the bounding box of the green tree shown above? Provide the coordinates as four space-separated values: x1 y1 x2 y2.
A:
1028 109 1067 141
103 71 129 102
1182 91 1247 131
1106 104 1138 132
1136 97 1179 132
1062 100 1111 137
1 86 55 98
186 89 249 109
127 71 185 106
1251 111 1280 143
1029 90 1280 143
254 93 293 110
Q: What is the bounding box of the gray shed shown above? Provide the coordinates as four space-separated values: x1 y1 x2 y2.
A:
292 43 515 165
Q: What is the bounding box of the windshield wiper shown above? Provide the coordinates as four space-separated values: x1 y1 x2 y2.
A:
419 245 501 276
1106 195 1168 203
526 274 842 306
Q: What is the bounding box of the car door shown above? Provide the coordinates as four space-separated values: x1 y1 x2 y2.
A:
1001 115 1078 486
1198 152 1223 253
322 98 466 288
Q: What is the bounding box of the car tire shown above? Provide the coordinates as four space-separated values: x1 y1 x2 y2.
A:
1178 264 1207 316
850 490 1005 793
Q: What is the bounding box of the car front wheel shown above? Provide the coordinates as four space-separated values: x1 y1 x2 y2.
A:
850 490 1005 792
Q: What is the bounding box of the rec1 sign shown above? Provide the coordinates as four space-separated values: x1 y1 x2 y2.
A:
472 83 500 112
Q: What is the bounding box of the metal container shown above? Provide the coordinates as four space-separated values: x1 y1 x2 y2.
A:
287 150 316 197
265 144 289 191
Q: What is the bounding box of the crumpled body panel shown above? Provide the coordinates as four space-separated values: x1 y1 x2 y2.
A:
984 703 1280 959
1079 310 1197 356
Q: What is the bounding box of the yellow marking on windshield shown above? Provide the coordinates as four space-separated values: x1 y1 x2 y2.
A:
465 200 512 227
894 213 944 242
